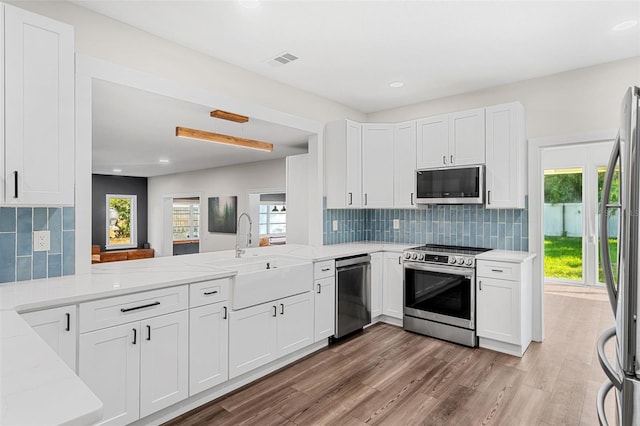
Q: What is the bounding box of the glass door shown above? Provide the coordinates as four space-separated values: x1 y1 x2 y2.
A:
597 165 620 284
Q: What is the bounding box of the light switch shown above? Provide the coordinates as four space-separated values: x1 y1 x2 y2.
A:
33 230 50 252
393 219 400 230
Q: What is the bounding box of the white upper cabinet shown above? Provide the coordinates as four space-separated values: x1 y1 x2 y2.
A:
485 102 526 209
416 115 449 169
393 122 417 208
2 4 74 205
325 119 362 208
449 108 485 166
362 124 394 208
416 108 485 169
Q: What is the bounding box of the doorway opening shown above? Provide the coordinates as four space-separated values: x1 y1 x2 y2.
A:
171 197 200 256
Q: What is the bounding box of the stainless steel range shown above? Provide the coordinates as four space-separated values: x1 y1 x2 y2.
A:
403 244 491 347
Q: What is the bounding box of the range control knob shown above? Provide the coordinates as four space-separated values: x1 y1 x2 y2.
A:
448 256 456 264
456 256 465 265
465 258 473 266
418 253 425 261
404 252 412 260
411 253 418 260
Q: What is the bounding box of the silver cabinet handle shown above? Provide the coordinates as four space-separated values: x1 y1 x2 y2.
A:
132 328 137 345
203 290 219 296
146 325 151 341
450 154 454 164
223 306 228 320
317 283 321 294
65 313 71 332
280 303 285 315
442 155 446 165
272 305 277 317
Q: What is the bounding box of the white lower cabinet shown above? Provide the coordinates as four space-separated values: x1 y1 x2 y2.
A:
370 252 383 318
314 276 335 342
79 323 141 426
189 302 229 396
476 257 533 356
383 253 404 319
229 292 313 379
21 305 76 371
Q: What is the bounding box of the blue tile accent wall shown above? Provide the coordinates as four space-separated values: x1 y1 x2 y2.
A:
0 207 75 284
324 200 528 251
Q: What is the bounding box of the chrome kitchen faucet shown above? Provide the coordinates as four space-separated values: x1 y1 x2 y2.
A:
235 212 253 258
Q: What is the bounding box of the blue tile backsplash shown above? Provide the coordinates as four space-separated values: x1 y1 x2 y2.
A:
324 201 528 251
0 207 75 284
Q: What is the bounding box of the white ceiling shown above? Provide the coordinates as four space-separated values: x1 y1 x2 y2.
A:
74 0 640 113
92 80 311 177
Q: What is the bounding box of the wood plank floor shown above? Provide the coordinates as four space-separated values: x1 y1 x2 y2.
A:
165 284 615 425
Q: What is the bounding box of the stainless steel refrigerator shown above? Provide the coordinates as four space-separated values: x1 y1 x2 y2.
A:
598 86 640 425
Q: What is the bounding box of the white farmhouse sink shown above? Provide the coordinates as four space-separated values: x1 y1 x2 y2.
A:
214 256 313 310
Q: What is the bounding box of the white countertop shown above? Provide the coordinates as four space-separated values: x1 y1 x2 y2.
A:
475 249 536 263
0 242 409 425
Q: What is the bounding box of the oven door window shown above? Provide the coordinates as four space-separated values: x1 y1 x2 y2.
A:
405 267 471 320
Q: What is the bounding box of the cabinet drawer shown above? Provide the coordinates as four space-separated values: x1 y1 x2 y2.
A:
79 286 188 333
477 261 520 281
190 278 230 308
314 260 335 279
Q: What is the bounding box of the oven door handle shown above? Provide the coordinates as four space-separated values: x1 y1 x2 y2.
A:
404 262 474 278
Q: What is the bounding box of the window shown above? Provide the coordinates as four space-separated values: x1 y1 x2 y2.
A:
173 199 200 241
259 204 286 237
106 194 137 249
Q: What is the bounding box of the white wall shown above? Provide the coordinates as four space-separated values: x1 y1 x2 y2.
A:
148 158 286 255
368 57 640 139
10 1 366 124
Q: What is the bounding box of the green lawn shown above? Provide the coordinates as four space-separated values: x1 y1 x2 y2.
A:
544 236 618 283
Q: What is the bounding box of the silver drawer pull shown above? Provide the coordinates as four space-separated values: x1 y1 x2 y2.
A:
120 301 160 313
491 269 504 273
203 290 219 296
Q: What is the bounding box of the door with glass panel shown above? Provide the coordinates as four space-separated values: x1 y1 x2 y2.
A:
543 142 615 285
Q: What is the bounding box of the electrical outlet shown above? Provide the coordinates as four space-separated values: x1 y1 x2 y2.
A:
393 219 400 230
33 230 50 252
332 220 338 231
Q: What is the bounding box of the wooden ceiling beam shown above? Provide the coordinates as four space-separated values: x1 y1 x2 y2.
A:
210 110 249 123
176 126 273 152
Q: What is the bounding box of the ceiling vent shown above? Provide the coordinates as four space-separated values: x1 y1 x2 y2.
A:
269 52 299 67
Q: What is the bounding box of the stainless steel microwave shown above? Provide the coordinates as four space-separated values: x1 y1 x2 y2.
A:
415 165 484 204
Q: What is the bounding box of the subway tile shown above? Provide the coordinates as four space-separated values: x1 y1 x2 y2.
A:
33 251 47 279
48 208 62 254
17 230 32 257
63 231 75 276
16 256 32 281
0 207 16 232
17 208 32 233
48 254 62 278
0 233 16 283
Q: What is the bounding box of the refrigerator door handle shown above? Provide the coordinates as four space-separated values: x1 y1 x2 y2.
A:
597 380 615 426
600 132 621 315
597 326 623 390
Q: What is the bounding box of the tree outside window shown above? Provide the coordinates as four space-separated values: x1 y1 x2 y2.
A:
106 194 137 249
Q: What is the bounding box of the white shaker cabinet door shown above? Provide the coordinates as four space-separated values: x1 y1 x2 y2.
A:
277 291 314 357
314 277 336 342
229 302 278 379
189 302 229 395
394 121 417 208
476 277 520 344
362 124 394 208
79 323 140 426
449 108 485 166
383 253 404 320
21 305 76 371
416 114 449 169
345 120 363 207
3 4 74 205
139 310 189 418
370 252 383 318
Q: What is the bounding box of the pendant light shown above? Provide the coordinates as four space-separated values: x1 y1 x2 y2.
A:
272 205 279 212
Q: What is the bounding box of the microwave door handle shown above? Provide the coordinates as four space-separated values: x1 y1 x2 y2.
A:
600 132 620 316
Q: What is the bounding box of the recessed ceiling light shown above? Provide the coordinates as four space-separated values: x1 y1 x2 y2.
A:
239 0 260 9
112 168 122 173
612 20 638 31
159 159 170 164
389 81 404 88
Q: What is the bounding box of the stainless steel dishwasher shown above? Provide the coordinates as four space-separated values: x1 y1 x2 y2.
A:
334 254 371 339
